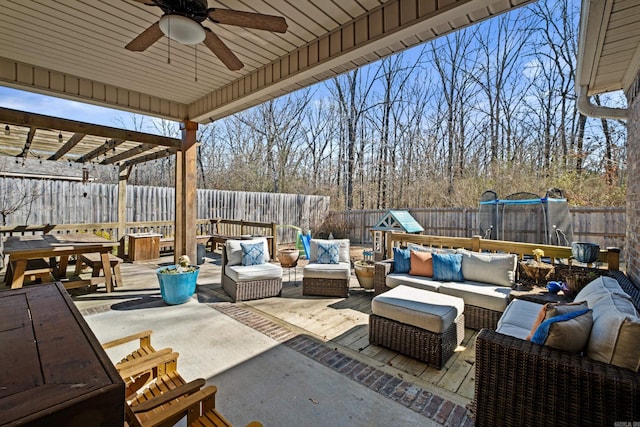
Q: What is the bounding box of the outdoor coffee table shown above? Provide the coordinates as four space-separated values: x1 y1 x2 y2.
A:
509 286 574 304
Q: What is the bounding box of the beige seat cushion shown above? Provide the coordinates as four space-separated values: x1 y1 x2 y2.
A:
386 274 441 292
226 262 282 282
372 285 464 334
496 299 544 340
575 275 629 306
438 280 512 312
457 249 517 287
303 262 350 280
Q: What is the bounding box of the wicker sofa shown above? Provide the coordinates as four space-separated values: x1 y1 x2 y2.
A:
474 270 640 426
374 248 517 330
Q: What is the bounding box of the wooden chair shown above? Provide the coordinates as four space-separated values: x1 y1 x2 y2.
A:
118 346 262 427
102 330 178 398
105 331 262 427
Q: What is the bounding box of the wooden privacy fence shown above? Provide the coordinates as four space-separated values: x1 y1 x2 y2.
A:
328 207 626 252
0 177 329 244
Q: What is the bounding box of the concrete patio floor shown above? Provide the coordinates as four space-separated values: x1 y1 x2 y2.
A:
52 250 473 426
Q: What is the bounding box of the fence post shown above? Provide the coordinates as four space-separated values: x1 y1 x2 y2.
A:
607 247 620 271
471 235 481 252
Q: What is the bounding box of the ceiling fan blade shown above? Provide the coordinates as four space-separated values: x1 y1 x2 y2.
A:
207 9 288 33
203 29 243 71
125 22 163 51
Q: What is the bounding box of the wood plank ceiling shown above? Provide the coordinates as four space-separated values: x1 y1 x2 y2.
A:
0 0 536 126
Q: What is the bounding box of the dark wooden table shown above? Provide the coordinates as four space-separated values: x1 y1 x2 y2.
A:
0 282 124 426
3 233 118 291
510 286 574 304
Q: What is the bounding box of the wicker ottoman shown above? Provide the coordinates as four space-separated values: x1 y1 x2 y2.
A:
369 285 465 369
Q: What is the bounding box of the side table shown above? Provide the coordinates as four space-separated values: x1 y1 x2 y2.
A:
509 286 574 304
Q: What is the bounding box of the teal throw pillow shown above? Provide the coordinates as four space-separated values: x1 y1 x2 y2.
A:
240 242 265 266
393 247 411 273
432 253 464 281
317 242 339 264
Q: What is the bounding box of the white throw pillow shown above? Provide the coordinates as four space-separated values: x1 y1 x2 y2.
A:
226 238 269 266
457 249 517 287
309 239 350 263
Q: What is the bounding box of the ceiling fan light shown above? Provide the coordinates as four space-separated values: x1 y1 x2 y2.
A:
159 15 205 45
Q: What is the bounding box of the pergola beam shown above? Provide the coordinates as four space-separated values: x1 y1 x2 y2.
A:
76 138 123 163
18 127 36 158
0 107 182 148
121 148 177 168
49 133 87 161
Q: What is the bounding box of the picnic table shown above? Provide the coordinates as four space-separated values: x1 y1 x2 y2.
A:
3 233 119 291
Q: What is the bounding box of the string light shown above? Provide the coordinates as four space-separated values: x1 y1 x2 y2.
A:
4 125 9 136
58 131 63 143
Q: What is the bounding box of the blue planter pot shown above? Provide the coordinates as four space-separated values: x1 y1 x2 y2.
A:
156 266 199 305
571 242 600 264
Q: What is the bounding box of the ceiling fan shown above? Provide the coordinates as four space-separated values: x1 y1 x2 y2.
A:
126 0 288 71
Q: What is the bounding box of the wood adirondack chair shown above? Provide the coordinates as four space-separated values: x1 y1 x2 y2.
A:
102 330 178 398
104 331 262 427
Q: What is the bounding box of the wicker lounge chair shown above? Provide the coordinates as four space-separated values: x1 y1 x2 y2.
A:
221 238 282 302
302 239 351 298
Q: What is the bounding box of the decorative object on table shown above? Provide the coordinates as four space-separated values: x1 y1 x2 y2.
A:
571 242 600 264
546 281 563 294
354 259 376 289
520 249 555 286
156 255 199 305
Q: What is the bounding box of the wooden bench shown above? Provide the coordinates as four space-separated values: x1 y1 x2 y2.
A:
75 252 123 288
6 258 53 285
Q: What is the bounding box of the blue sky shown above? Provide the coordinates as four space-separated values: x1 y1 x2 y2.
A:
0 86 138 128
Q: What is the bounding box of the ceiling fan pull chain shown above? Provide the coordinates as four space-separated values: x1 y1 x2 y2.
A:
167 16 171 64
195 44 198 82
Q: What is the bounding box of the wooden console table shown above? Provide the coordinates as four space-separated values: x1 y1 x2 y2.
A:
0 282 124 426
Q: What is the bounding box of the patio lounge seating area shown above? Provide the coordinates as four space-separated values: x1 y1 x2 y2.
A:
2 233 639 425
1 247 474 426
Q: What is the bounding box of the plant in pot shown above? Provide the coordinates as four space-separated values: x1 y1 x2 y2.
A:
156 255 200 305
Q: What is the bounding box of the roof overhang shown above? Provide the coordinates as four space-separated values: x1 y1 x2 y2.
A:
0 0 536 124
577 0 640 97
